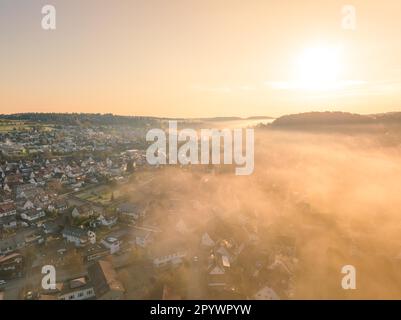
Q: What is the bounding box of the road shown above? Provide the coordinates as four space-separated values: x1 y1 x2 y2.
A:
187 253 206 299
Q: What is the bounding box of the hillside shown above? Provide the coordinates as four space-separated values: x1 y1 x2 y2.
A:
0 113 160 127
271 112 375 126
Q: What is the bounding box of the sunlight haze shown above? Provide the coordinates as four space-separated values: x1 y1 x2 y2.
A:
1 0 401 117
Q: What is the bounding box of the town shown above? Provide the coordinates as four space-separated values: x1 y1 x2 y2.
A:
0 114 298 300
145 120 255 175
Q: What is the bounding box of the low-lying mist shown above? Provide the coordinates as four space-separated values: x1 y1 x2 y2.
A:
123 127 401 299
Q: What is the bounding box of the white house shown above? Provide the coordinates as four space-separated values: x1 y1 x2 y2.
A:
22 200 35 210
62 226 90 247
101 237 120 254
153 251 187 268
98 214 118 228
20 208 46 222
56 277 95 301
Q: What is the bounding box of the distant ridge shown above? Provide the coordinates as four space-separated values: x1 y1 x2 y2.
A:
3 111 401 128
197 116 275 121
0 113 275 126
271 111 401 127
0 113 160 127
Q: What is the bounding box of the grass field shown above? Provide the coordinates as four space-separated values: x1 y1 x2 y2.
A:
0 120 54 132
76 185 122 206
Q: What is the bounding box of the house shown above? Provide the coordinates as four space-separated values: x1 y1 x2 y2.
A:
0 215 17 229
0 253 24 279
0 230 34 254
20 208 46 222
87 260 125 300
21 200 35 211
153 251 187 268
46 277 96 300
15 184 38 200
162 285 182 300
54 200 68 213
59 277 95 300
201 232 215 247
128 227 153 248
62 226 90 247
42 221 61 235
84 244 110 262
214 239 244 264
253 286 280 300
0 201 17 218
98 214 118 228
4 173 23 186
0 201 17 229
116 202 140 222
25 232 44 246
101 237 120 254
71 204 94 218
206 249 234 290
207 263 227 289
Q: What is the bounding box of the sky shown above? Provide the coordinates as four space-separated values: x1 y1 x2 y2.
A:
1 0 401 118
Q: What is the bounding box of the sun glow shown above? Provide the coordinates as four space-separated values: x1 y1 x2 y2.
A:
294 46 344 91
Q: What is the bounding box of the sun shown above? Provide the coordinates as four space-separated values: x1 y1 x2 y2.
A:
295 46 343 90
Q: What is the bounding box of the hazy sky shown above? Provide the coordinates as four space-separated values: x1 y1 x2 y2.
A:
1 0 401 117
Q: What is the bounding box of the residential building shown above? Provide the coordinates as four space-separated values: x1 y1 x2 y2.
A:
101 237 120 254
71 204 94 218
45 277 96 300
0 253 24 279
153 251 187 268
253 286 280 300
20 208 46 222
62 226 90 247
117 202 140 222
87 260 125 300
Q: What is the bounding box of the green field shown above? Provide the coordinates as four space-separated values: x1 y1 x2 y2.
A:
0 120 54 132
76 185 122 206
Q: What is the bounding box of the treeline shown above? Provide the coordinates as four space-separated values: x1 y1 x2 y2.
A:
0 113 161 127
271 111 401 127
